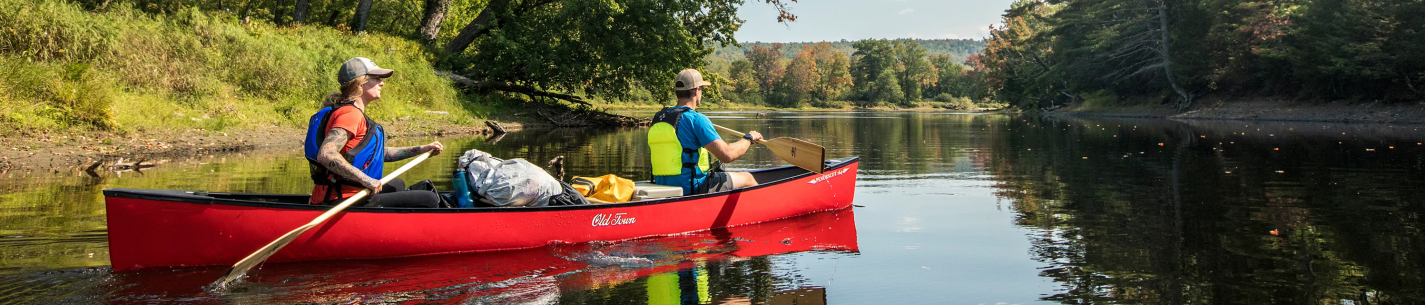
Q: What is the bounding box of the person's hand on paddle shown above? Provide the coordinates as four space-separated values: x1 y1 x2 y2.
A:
361 176 384 193
742 131 763 142
422 141 444 156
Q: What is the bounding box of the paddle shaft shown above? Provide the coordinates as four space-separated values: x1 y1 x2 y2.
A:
713 124 826 173
713 124 762 144
211 151 433 289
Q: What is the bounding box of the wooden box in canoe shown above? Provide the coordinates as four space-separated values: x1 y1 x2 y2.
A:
103 157 861 271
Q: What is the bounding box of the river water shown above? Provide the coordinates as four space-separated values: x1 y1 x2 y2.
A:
1 111 1423 304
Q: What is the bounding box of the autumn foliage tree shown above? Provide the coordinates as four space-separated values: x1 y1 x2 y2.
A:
806 42 854 105
746 44 787 95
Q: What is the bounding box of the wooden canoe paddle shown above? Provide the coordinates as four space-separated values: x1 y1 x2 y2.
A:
210 151 434 289
714 124 825 173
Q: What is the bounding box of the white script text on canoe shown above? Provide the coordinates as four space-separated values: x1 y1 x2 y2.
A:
592 213 636 227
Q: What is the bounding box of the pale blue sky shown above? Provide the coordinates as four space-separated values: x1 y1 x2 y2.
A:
734 0 1016 43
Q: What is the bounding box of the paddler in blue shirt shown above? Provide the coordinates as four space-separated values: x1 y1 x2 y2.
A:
647 68 763 195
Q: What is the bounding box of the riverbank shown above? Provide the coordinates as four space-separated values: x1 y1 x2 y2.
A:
1047 97 1425 125
1 0 617 174
0 119 523 176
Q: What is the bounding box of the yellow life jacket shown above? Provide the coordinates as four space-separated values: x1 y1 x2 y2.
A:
645 262 709 305
648 107 710 178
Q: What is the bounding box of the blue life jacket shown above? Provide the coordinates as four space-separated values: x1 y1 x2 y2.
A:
304 103 385 202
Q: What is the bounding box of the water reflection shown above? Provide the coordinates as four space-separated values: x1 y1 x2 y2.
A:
2 111 1424 303
0 208 856 304
995 117 1425 304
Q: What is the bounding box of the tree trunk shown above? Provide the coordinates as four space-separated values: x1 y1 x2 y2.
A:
272 1 286 25
293 0 309 24
418 0 452 43
326 7 341 27
1155 0 1192 109
351 0 374 34
444 0 511 54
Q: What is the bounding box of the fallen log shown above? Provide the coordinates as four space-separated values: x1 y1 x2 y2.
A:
484 121 507 134
437 71 590 106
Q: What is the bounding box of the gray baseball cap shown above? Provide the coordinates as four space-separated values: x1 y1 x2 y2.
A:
337 57 394 84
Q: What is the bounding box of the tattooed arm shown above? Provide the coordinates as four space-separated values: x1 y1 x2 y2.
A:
385 141 444 161
316 128 382 191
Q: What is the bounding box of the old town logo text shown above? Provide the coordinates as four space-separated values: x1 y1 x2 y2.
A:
807 167 851 184
592 213 636 227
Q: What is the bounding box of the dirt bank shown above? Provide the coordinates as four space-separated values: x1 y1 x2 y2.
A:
0 120 521 175
1048 98 1425 125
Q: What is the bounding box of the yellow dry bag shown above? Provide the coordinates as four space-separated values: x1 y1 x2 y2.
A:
570 174 636 203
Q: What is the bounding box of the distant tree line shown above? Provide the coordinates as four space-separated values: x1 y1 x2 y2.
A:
711 39 985 65
975 0 1425 110
704 40 995 108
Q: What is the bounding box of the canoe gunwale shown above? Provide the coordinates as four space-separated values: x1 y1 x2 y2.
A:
102 157 860 213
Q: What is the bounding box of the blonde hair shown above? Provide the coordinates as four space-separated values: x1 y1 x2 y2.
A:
322 75 371 108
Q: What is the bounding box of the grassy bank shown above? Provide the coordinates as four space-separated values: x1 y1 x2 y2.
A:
0 0 486 136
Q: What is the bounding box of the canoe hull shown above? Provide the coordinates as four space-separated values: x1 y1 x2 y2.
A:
104 158 859 271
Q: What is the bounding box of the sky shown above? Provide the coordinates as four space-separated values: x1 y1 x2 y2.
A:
733 0 1017 43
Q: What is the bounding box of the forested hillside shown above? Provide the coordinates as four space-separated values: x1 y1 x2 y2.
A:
973 0 1425 110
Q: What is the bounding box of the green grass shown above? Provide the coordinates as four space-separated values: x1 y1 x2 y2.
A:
0 0 476 135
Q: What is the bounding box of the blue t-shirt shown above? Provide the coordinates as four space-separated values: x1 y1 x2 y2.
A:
652 106 721 194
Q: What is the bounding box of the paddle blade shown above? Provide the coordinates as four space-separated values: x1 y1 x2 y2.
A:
210 220 323 289
762 137 825 173
209 151 431 290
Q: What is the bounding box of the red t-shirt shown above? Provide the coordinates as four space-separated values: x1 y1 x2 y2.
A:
310 106 372 204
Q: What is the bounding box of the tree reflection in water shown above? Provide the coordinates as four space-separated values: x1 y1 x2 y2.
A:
993 117 1425 304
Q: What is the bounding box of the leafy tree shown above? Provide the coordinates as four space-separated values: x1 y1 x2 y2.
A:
806 42 853 103
895 40 936 104
443 0 802 55
746 44 786 94
851 39 903 107
728 59 761 95
976 0 1058 109
927 54 961 97
777 48 820 107
1047 0 1193 108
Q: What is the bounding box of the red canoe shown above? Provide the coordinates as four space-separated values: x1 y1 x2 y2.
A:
101 208 859 302
103 157 860 271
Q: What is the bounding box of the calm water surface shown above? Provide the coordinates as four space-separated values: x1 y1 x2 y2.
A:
1 112 1423 304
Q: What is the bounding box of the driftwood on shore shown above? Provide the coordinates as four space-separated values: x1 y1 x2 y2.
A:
484 121 507 134
85 158 164 177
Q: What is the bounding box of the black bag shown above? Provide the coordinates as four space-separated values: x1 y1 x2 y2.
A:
546 182 590 206
407 179 453 208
